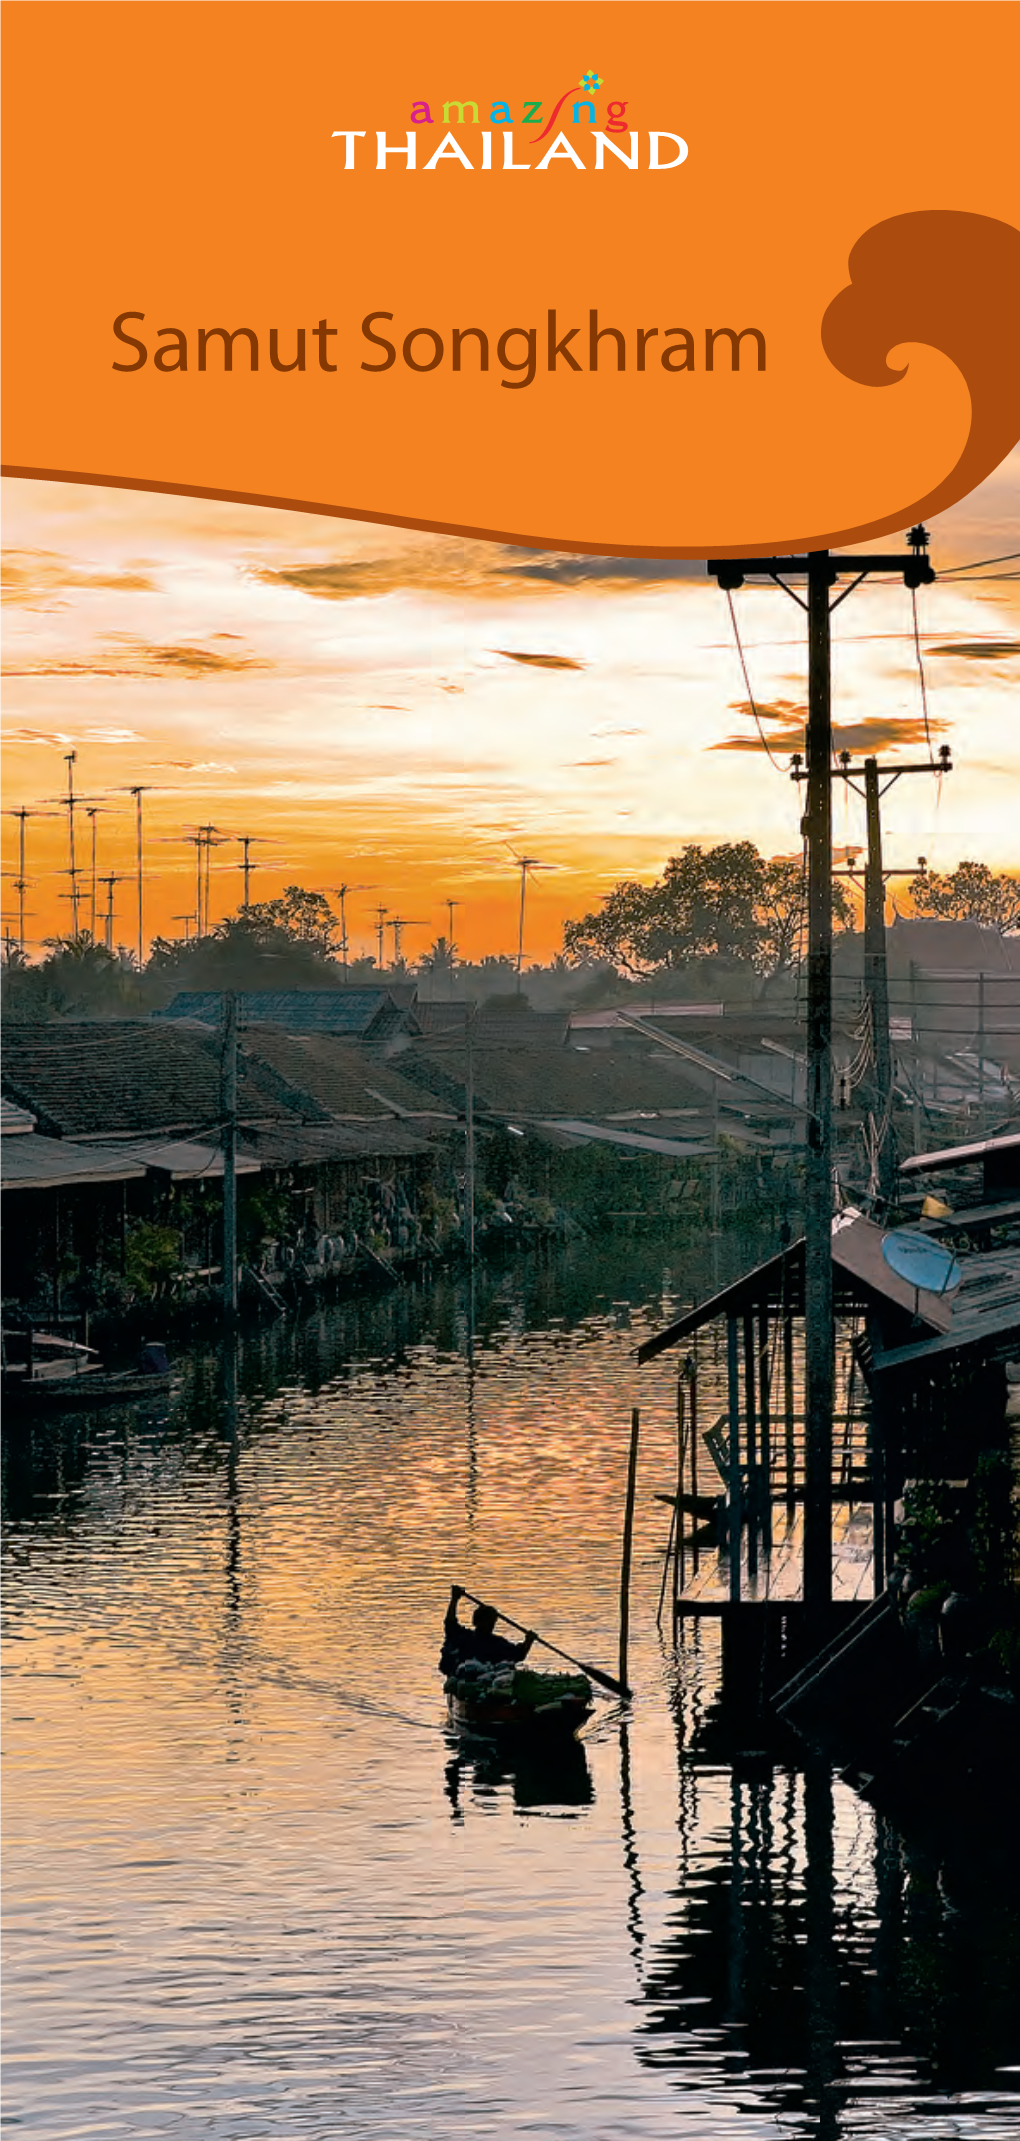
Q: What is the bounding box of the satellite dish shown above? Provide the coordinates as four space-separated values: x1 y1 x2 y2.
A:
882 1229 962 1297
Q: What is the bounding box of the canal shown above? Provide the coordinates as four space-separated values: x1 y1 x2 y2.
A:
4 1233 1020 2138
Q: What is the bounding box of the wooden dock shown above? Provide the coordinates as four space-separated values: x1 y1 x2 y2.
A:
671 1500 874 1616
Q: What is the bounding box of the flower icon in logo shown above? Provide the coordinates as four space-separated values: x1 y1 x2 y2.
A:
580 69 602 92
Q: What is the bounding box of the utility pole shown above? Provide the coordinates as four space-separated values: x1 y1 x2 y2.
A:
709 529 936 1618
221 992 238 1318
464 1008 476 1262
239 835 255 908
807 746 951 1205
804 553 835 1618
127 786 154 971
446 897 461 998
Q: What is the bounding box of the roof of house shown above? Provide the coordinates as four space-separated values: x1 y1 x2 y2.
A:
636 1212 956 1363
2 1021 294 1139
155 988 407 1038
900 1129 1020 1177
238 1028 456 1123
569 1004 725 1030
87 1137 262 1181
868 1246 1020 1373
410 1004 569 1048
1 1134 147 1192
0 1097 36 1135
833 918 1019 978
241 1119 432 1167
534 1119 716 1159
399 1041 708 1121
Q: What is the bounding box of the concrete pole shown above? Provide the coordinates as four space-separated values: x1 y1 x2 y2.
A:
464 1015 476 1262
803 554 835 1616
222 992 238 1317
863 759 895 1202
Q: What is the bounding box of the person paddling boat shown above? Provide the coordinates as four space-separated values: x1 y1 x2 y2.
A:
439 1585 537 1675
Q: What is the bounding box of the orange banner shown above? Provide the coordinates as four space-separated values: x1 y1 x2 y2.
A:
3 1 1020 554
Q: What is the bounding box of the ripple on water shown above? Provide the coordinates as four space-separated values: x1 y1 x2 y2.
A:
4 1242 1020 2139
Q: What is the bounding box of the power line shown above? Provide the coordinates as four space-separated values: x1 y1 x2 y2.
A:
910 585 936 766
938 550 1020 575
724 588 786 772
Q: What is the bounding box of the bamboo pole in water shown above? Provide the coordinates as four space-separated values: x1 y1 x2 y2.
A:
619 1409 640 1694
689 1352 700 1576
674 1378 686 1617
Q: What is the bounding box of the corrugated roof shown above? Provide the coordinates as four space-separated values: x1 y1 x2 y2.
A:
570 1004 724 1029
870 1247 1020 1372
2 1135 147 1191
2 1021 287 1138
900 1129 1020 1176
535 1119 715 1159
88 1138 262 1180
636 1213 954 1363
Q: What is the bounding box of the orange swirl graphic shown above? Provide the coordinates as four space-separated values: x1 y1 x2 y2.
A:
816 209 1020 541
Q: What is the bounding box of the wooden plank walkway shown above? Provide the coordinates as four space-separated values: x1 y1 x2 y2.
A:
672 1501 874 1614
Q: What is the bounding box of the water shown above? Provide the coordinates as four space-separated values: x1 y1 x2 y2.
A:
4 1237 1020 2139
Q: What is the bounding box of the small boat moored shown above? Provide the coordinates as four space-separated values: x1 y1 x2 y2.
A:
2 1330 171 1412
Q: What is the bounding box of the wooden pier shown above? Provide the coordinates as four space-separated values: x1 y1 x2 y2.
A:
670 1499 874 1616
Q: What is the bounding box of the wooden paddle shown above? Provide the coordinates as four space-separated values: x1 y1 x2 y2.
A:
459 1589 631 1699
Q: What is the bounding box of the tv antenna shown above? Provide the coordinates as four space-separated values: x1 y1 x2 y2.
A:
119 785 158 969
98 872 129 953
236 833 271 908
330 883 377 980
182 824 230 936
387 915 427 966
505 846 555 986
40 757 106 937
4 806 56 952
84 803 122 940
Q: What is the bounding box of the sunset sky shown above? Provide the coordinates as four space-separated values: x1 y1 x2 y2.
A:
2 458 1018 964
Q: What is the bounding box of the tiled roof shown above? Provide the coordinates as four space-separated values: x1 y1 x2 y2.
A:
411 1003 568 1048
399 1043 706 1119
156 988 403 1036
2 1022 288 1139
242 1120 432 1167
0 1097 36 1135
239 1029 455 1122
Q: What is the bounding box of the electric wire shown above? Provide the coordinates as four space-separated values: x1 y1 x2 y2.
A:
910 584 937 766
724 588 787 772
938 550 1020 575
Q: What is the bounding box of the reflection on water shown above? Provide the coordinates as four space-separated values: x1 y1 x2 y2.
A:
444 1733 594 1819
4 1234 1020 2140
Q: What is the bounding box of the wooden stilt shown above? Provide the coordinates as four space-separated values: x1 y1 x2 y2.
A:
727 1314 742 1602
743 1309 758 1580
618 1409 640 1694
